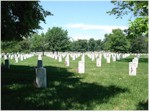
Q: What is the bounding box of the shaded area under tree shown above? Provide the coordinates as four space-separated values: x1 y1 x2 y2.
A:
2 64 129 110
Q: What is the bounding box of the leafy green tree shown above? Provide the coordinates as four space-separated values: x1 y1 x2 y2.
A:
77 39 88 52
19 38 31 53
1 1 52 41
70 41 79 51
88 38 97 51
30 33 45 53
128 17 148 37
107 1 148 37
45 27 70 52
107 1 148 18
102 34 112 51
130 36 148 53
95 39 102 51
1 41 21 53
70 39 88 52
107 1 148 53
103 29 130 53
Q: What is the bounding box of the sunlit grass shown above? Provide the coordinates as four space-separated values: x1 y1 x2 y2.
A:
1 54 148 110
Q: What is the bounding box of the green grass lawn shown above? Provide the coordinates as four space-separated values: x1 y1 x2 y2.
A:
1 54 148 110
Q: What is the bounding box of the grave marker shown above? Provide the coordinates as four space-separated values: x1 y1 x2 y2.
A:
4 55 10 69
129 62 137 76
106 54 110 63
96 58 101 67
58 55 62 62
81 54 85 62
91 54 95 61
78 61 85 73
37 55 43 68
15 55 18 63
10 55 14 60
54 52 58 60
20 54 23 61
65 55 70 66
132 57 138 68
4 55 7 60
99 54 102 59
117 54 121 60
112 55 116 62
35 67 47 88
72 55 76 60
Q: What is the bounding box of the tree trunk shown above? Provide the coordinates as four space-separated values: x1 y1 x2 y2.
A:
42 47 44 56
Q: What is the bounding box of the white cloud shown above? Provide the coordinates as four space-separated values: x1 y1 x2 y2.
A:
65 23 128 33
71 35 93 41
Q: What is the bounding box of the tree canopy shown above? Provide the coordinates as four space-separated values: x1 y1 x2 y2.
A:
106 1 148 53
107 1 148 18
103 29 130 53
1 27 147 53
107 1 148 37
30 33 45 52
88 38 97 51
45 27 70 52
1 1 52 41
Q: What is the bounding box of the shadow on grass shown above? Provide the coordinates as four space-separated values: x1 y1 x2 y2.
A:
139 58 148 63
117 57 148 63
2 65 129 110
136 100 148 110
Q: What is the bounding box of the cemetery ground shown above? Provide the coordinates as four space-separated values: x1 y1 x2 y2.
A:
1 54 148 110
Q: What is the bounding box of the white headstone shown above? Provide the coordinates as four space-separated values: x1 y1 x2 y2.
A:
8 54 11 59
137 54 140 59
4 55 7 60
117 54 121 60
65 56 70 66
112 55 116 62
78 61 85 73
35 67 47 88
81 54 85 62
10 55 14 60
15 55 18 63
24 55 27 60
129 62 137 76
91 54 95 61
99 54 102 59
38 55 42 60
72 55 76 60
96 58 101 67
55 55 58 60
132 57 138 68
20 54 23 61
106 56 110 63
95 53 98 58
37 55 43 67
58 55 62 62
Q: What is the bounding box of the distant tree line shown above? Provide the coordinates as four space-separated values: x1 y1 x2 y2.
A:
1 27 148 53
1 1 148 54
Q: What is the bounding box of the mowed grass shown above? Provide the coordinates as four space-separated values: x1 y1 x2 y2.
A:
1 54 148 110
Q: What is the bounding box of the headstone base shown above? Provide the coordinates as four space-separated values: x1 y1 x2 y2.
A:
5 59 10 69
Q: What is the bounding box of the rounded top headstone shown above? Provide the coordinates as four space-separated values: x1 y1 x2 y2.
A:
4 55 7 60
38 55 42 60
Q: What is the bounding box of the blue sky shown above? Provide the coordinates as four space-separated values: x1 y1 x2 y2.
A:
38 1 134 41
